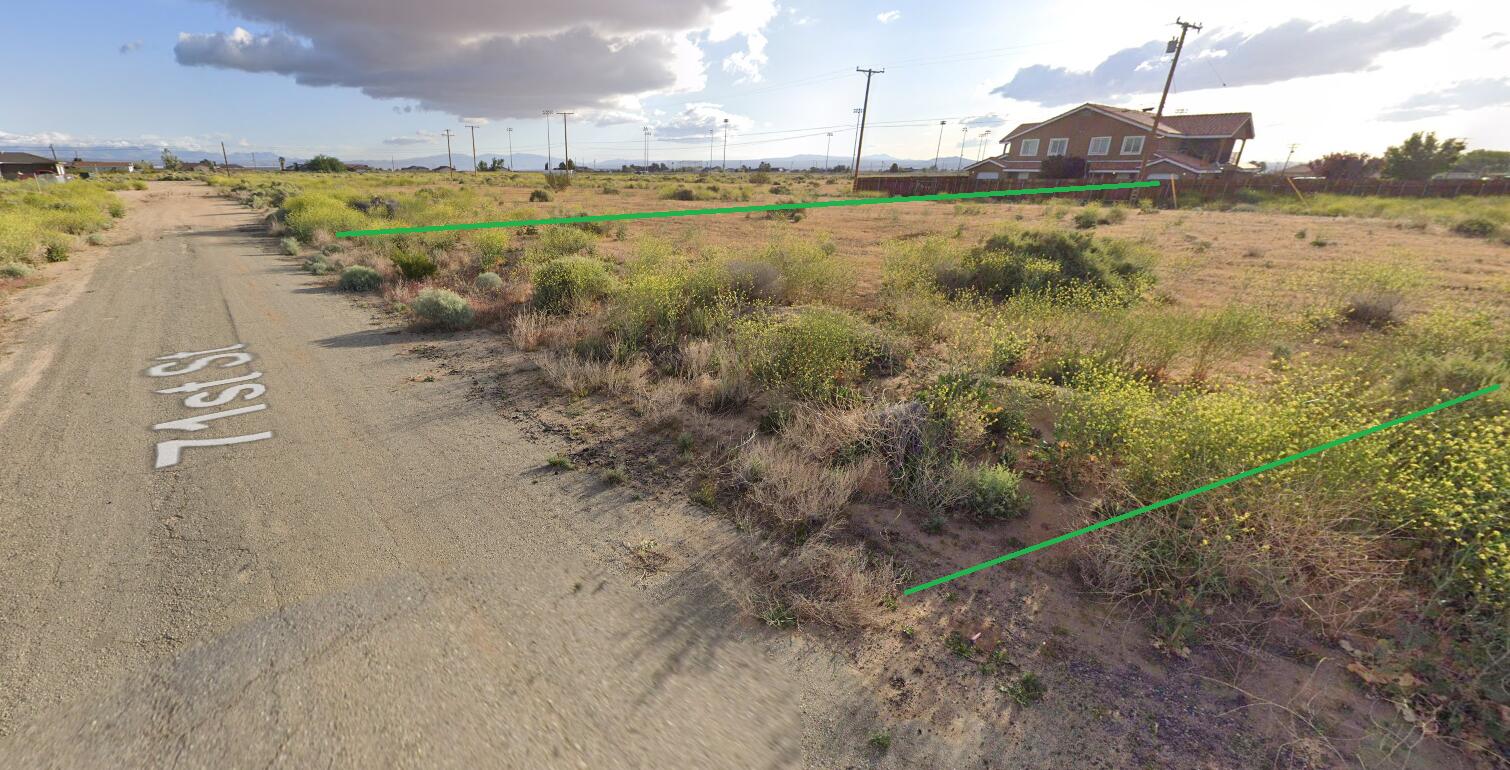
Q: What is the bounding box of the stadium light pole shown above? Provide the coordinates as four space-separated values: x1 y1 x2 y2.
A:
722 118 730 170
977 129 993 161
956 126 969 170
506 127 514 171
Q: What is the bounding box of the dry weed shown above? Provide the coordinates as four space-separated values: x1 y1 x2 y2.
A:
540 356 648 398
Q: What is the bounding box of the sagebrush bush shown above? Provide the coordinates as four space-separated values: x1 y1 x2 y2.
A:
529 189 551 202
43 236 70 262
532 256 616 313
338 265 382 291
410 287 475 329
280 237 300 256
474 271 504 291
1 262 36 279
303 256 338 275
543 173 571 191
662 187 697 201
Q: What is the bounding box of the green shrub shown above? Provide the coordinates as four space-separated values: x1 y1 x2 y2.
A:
1451 217 1497 238
529 189 552 203
1 262 35 279
543 173 571 191
338 265 382 291
281 194 367 242
280 237 300 256
955 463 1030 519
474 231 511 267
474 271 504 291
527 225 597 262
410 287 474 329
107 199 126 218
532 256 616 313
963 227 1151 299
389 249 438 280
735 308 902 402
43 236 70 262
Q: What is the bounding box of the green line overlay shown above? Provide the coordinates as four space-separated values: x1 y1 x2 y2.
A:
903 383 1502 596
334 181 1160 237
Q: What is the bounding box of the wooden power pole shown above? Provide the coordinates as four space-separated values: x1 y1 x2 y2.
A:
220 141 231 174
852 67 884 187
1136 18 1202 181
465 124 479 172
558 112 575 170
441 129 456 177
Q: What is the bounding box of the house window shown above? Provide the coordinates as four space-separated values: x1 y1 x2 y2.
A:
1017 138 1039 157
1087 136 1111 156
1047 138 1069 156
977 171 999 180
1120 136 1145 155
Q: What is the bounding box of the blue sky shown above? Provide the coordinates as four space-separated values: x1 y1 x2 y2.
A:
4 1 1507 165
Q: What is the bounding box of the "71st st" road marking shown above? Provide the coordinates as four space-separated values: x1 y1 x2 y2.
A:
145 343 273 469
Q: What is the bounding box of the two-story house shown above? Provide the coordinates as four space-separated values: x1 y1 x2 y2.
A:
965 103 1254 181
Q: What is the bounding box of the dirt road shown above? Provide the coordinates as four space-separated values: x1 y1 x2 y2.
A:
0 184 880 768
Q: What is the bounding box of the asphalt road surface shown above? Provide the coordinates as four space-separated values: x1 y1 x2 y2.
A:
0 184 876 768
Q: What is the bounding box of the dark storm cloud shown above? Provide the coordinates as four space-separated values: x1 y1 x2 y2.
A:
175 0 744 118
993 8 1457 105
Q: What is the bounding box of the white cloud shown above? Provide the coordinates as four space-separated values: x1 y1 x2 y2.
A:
708 0 778 83
460 117 489 125
876 11 900 24
383 131 437 146
119 40 143 55
1379 78 1510 121
174 0 780 119
960 113 1009 128
994 8 1457 105
653 102 753 142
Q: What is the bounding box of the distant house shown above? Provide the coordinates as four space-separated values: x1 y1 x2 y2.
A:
69 159 138 174
346 163 372 172
400 165 430 172
0 152 64 180
967 103 1255 181
431 165 455 172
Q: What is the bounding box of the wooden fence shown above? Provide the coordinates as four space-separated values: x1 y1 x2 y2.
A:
853 174 1510 202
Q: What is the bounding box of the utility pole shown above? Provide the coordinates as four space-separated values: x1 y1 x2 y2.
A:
465 124 479 172
441 129 456 178
643 127 651 170
957 126 969 170
542 110 553 171
933 120 946 171
824 132 833 172
220 141 231 174
1137 17 1202 180
557 112 575 170
1279 143 1299 175
722 118 730 170
852 67 884 185
506 127 514 171
707 128 715 168
251 152 257 171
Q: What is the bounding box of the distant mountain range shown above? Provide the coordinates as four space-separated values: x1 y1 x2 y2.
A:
1 144 978 172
